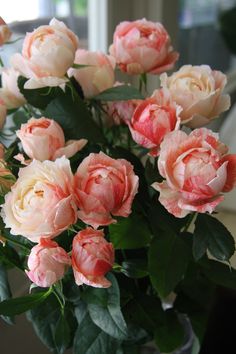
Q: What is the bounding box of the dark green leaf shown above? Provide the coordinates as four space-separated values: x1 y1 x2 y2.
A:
121 259 148 278
54 314 71 354
93 85 144 101
200 258 236 290
0 290 50 316
45 92 104 142
109 213 151 250
18 76 63 109
219 7 236 55
148 232 190 298
28 294 77 352
0 243 23 270
148 199 188 236
193 214 235 261
72 63 92 69
83 273 128 340
0 264 14 324
154 310 184 353
73 313 120 354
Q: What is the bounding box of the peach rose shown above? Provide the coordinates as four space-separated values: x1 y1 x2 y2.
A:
0 99 7 129
160 65 230 128
68 49 115 98
0 67 26 109
0 143 4 159
109 18 179 75
152 128 236 217
16 117 87 162
1 157 77 242
0 17 11 46
26 238 71 287
72 228 114 288
11 18 79 89
74 152 139 228
128 89 181 156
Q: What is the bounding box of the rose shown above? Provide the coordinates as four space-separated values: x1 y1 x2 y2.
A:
1 157 77 242
74 152 139 228
0 143 4 159
0 68 26 109
0 17 11 46
11 18 79 89
0 99 6 129
152 128 236 218
16 117 87 162
72 228 114 288
26 238 71 287
160 65 230 128
109 18 179 75
68 49 115 98
128 89 181 156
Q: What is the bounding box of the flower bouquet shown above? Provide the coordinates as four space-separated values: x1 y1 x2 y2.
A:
0 16 235 354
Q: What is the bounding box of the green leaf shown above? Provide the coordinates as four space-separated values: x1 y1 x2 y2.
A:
45 92 104 142
0 290 51 316
72 63 92 69
0 243 23 270
193 214 235 261
93 85 144 101
109 213 151 250
0 264 14 324
148 199 188 236
83 273 128 340
73 313 120 354
18 76 63 109
148 232 190 298
28 294 77 352
154 310 184 353
200 258 236 290
121 259 148 279
54 314 71 354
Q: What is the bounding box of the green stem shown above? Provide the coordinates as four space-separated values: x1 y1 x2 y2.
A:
0 56 4 67
182 212 197 233
52 285 65 314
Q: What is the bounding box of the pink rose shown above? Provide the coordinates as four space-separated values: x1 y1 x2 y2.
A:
74 152 139 228
16 117 87 162
160 65 230 128
72 228 114 288
68 49 115 98
0 67 26 109
109 18 179 75
11 18 79 89
1 157 77 242
152 128 236 217
0 17 11 46
0 99 7 128
26 238 71 287
128 89 181 156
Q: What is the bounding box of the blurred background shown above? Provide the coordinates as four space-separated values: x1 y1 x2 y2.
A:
0 0 236 353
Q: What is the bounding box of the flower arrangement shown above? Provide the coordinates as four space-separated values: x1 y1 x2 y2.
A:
0 16 235 354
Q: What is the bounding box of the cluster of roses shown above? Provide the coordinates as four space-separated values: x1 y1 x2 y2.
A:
0 17 236 290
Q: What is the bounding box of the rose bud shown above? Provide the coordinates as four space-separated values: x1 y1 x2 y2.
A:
68 49 115 98
72 228 114 288
0 67 26 109
1 157 77 242
109 18 179 75
11 18 79 89
160 65 230 128
152 128 236 217
128 89 181 156
26 238 71 287
16 117 87 162
74 152 139 229
0 17 11 46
